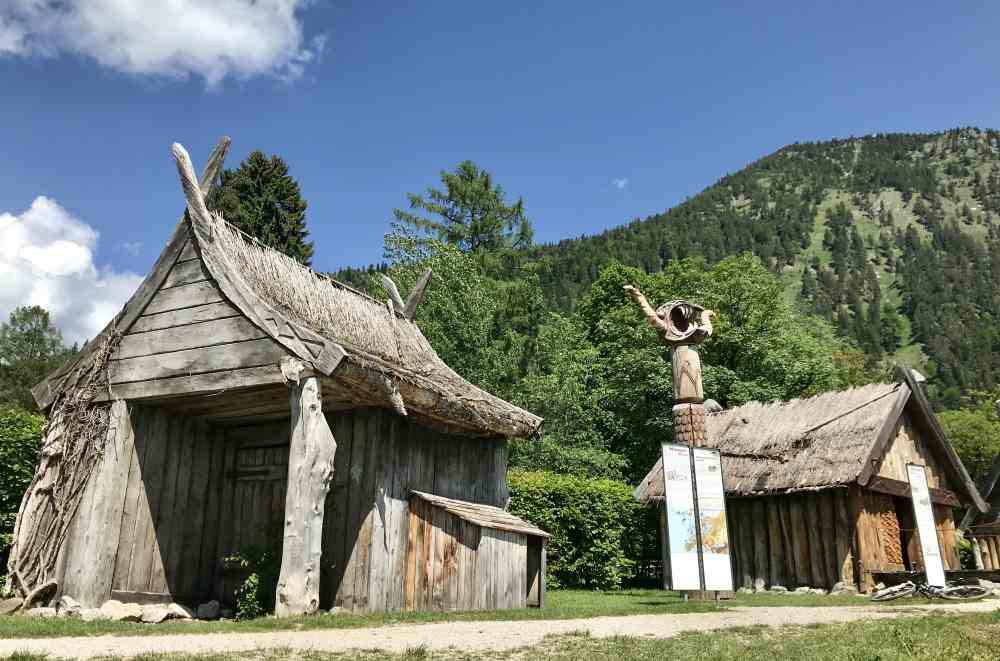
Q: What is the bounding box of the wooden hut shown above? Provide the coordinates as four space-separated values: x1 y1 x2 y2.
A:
405 492 549 610
635 369 987 592
8 138 545 615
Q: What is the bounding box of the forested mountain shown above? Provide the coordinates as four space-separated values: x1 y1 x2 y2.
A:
516 128 1000 404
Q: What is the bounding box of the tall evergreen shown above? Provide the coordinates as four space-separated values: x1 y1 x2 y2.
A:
208 150 313 265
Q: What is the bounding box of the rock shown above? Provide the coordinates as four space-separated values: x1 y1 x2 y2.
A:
166 603 194 620
753 578 766 592
329 606 343 614
81 608 110 622
736 587 754 594
56 595 81 617
100 600 142 622
196 600 220 620
794 586 812 594
769 585 788 593
25 607 58 618
874 582 886 591
141 604 171 624
0 597 23 615
809 588 827 595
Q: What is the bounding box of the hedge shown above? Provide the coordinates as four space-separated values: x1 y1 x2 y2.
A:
508 470 644 590
0 404 45 567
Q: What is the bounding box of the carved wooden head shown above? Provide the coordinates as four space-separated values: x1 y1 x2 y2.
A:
655 299 714 345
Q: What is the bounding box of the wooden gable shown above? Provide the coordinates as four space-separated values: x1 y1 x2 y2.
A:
875 411 954 493
100 231 292 403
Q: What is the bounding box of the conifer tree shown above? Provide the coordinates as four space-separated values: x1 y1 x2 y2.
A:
208 150 313 265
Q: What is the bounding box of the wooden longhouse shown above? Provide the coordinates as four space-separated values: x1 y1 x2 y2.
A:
8 138 546 615
635 369 987 592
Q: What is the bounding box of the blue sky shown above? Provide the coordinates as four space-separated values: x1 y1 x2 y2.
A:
1 1 999 342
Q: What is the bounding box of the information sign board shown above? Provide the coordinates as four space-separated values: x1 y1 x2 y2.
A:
906 463 946 588
693 448 733 591
660 442 701 590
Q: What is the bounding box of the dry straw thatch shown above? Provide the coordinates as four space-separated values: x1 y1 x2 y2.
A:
635 382 902 501
203 209 541 437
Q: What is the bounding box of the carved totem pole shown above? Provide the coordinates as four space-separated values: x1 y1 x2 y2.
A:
623 286 715 445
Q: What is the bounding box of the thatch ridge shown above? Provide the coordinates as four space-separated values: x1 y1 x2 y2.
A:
635 382 901 501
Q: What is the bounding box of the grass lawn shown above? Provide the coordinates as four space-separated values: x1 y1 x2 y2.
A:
5 609 1000 660
0 589 876 640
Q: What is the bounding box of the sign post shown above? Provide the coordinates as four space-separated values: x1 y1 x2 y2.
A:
660 442 734 594
906 463 946 587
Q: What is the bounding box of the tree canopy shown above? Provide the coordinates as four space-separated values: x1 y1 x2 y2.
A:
389 160 534 263
208 150 313 265
0 306 74 410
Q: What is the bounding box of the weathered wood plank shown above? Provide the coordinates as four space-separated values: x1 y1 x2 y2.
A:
764 498 785 588
161 258 212 289
98 365 287 403
143 280 225 316
148 414 180 594
110 338 287 384
177 240 199 263
199 427 226 599
751 499 769 589
165 418 197 595
787 496 811 587
117 316 266 359
61 401 134 606
340 410 369 611
131 301 240 334
111 413 144 592
181 420 213 598
134 409 170 593
324 411 354 609
833 489 855 586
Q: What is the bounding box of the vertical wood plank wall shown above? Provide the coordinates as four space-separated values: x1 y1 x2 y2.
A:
402 499 528 611
727 489 855 591
321 407 509 612
974 535 1000 570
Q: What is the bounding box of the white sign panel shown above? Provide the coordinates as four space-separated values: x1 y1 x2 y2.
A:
661 442 701 590
907 463 947 587
693 448 734 591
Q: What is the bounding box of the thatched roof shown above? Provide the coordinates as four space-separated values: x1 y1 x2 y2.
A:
31 138 541 439
636 372 987 513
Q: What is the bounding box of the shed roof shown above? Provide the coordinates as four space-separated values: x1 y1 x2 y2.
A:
963 454 1000 534
635 369 987 512
410 491 550 538
31 138 542 439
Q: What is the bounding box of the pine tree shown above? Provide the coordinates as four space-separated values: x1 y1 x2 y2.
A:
208 150 313 265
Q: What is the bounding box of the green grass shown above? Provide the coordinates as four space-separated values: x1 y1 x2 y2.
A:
0 589 876 640
6 609 1000 660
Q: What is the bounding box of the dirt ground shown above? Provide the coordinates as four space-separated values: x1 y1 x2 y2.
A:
2 601 997 659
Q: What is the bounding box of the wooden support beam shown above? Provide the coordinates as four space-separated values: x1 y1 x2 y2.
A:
866 476 961 508
274 360 337 617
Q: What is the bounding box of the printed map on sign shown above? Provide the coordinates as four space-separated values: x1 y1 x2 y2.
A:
699 511 729 555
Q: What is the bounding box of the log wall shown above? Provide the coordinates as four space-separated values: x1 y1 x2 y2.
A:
727 489 855 591
59 404 225 606
402 498 528 611
974 535 1000 570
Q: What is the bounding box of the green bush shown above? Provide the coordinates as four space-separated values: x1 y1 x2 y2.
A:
508 470 642 590
224 524 282 619
0 404 44 566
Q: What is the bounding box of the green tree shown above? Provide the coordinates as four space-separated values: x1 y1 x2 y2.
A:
0 306 74 410
0 403 45 566
939 407 1000 483
208 150 313 265
389 160 533 262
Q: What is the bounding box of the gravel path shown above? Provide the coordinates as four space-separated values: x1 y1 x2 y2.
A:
3 602 997 659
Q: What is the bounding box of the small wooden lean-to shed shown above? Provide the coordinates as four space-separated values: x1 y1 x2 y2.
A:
635 369 986 592
961 450 1000 570
8 138 544 615
405 491 549 610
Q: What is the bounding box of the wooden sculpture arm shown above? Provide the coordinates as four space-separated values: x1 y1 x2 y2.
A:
623 285 671 337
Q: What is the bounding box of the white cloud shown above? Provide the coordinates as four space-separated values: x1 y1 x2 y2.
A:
0 1 324 86
0 197 143 346
121 241 143 256
612 177 629 190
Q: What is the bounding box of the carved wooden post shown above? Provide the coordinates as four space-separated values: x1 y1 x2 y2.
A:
623 287 714 447
275 358 337 616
